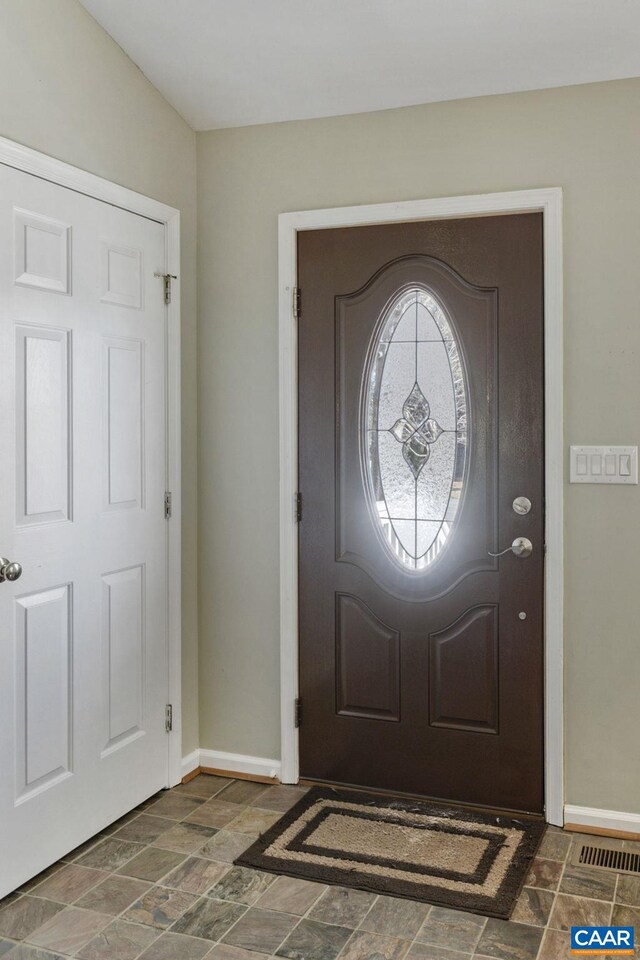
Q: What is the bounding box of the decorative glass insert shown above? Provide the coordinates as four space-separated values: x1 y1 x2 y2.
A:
362 286 468 571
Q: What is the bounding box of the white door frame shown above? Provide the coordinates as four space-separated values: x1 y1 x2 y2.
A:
0 135 183 787
279 188 564 825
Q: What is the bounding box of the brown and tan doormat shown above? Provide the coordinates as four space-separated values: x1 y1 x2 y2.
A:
235 786 545 918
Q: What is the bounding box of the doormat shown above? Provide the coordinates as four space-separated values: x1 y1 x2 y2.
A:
235 786 545 918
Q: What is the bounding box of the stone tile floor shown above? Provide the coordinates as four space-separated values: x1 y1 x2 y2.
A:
1 774 639 959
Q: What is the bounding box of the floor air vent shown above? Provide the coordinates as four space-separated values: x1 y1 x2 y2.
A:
572 840 640 877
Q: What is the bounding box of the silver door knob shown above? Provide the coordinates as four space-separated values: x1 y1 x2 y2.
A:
0 558 23 582
488 537 533 559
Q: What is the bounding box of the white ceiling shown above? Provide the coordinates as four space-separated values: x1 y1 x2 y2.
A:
80 0 640 130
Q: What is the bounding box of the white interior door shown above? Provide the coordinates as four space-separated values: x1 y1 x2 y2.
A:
0 164 171 897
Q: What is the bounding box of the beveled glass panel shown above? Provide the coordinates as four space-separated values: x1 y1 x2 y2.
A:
362 285 468 571
377 432 415 519
417 341 457 430
417 432 457 521
376 342 415 430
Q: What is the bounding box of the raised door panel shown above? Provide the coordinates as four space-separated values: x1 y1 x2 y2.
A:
16 325 71 525
336 594 400 721
101 241 143 310
14 208 71 294
15 586 73 802
102 339 144 510
101 565 145 755
428 605 498 734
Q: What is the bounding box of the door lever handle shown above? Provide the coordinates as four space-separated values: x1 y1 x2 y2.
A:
488 537 533 559
0 557 23 582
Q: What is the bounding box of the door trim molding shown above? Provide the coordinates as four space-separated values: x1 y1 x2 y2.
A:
278 188 564 825
0 135 183 787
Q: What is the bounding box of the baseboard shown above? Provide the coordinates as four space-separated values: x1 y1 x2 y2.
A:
564 804 640 839
181 748 281 784
180 749 201 781
200 749 281 781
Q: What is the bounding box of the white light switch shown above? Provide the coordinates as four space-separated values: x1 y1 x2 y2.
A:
570 446 638 484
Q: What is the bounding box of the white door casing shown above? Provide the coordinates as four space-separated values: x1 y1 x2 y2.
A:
278 189 564 825
0 140 181 897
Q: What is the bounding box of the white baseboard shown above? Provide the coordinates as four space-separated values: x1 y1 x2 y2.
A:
200 749 281 780
564 804 640 835
181 748 281 782
180 749 201 781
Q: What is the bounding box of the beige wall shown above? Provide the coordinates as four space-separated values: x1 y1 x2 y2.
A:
197 77 640 813
0 0 200 754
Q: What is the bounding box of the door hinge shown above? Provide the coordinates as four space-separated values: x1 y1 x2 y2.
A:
294 698 302 727
293 286 301 319
295 491 303 522
164 491 172 520
165 704 173 733
154 272 178 305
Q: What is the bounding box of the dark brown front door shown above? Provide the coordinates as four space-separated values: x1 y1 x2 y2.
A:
297 214 544 815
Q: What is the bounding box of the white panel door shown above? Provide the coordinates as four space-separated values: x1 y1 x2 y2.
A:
0 164 170 896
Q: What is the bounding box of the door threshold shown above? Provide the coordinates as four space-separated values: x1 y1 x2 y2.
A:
298 777 546 822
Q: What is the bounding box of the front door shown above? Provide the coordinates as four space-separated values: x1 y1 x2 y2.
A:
298 214 544 814
0 163 171 895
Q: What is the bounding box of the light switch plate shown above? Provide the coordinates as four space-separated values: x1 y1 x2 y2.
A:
570 445 638 484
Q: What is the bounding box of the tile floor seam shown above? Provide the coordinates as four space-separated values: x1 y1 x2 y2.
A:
254 873 362 957
137 918 235 960
551 838 571 904
27 870 113 909
13 854 221 956
151 936 216 960
156 859 263 944
469 915 488 957
91 883 164 925
21 904 114 955
352 892 380 932
282 915 355 958
203 894 251 946
144 852 191 886
554 889 622 906
300 890 392 935
224 901 298 955
209 784 231 801
68 872 191 954
608 872 619 926
112 813 181 840
69 918 163 960
262 882 336 957
80 839 149 873
520 881 555 893
175 925 231 945
510 887 561 930
533 839 571 959
337 922 416 959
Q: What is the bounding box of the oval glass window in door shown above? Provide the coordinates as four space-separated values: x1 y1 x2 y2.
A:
362 285 468 571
